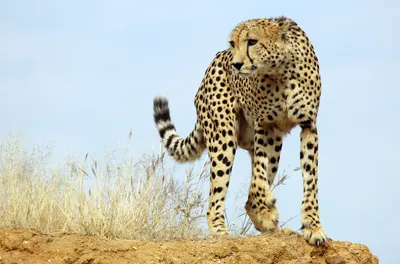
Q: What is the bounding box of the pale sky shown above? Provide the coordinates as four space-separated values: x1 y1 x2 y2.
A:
1 0 399 262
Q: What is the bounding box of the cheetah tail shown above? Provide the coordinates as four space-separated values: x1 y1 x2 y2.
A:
153 96 205 162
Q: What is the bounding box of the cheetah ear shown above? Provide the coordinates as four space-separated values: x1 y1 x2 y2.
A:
278 20 291 40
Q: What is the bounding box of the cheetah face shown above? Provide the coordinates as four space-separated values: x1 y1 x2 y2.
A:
229 19 290 76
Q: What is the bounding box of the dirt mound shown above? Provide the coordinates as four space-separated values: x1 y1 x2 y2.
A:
0 228 377 264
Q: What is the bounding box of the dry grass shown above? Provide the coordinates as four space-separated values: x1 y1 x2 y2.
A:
0 133 208 241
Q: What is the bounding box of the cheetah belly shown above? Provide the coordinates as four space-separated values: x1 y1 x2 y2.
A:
236 108 254 151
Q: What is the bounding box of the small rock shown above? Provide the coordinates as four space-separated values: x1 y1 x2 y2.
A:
325 256 345 264
22 240 36 253
3 234 22 251
231 245 239 253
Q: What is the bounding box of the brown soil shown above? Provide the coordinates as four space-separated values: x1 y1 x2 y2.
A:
0 228 378 264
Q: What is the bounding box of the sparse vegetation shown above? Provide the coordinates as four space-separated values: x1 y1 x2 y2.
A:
0 133 208 241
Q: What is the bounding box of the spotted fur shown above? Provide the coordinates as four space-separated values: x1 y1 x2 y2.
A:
153 16 327 246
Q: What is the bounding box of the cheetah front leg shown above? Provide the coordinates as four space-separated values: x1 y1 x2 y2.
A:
245 123 281 233
300 122 328 246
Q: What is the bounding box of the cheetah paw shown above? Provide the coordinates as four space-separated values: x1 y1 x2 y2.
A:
246 206 279 233
254 217 279 233
209 226 229 237
303 226 328 246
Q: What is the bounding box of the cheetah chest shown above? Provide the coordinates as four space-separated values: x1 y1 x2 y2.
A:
230 74 294 132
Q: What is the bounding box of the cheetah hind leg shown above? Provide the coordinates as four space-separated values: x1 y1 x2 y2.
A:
206 136 238 236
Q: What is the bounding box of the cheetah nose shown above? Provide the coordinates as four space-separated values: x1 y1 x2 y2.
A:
232 62 244 70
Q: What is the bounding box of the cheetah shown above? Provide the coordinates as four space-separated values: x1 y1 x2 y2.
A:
153 16 327 246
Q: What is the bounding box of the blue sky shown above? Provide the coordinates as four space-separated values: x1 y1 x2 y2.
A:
1 0 399 262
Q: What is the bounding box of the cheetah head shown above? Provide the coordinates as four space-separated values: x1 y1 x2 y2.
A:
229 18 292 76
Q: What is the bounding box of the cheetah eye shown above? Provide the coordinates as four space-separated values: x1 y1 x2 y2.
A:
248 39 258 46
229 41 235 48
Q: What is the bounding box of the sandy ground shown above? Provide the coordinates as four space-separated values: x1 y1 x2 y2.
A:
0 228 378 264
